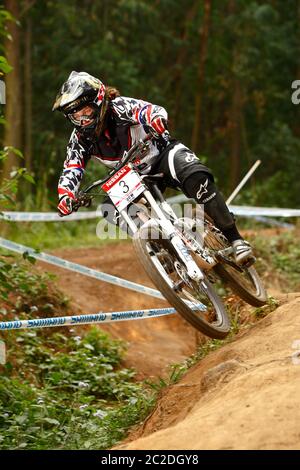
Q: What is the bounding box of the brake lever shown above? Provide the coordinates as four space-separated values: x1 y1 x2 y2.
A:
72 194 93 212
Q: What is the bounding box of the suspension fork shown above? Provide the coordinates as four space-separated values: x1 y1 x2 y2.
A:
142 190 204 282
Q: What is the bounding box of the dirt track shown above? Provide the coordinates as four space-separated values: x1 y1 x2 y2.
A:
38 240 300 449
118 293 300 450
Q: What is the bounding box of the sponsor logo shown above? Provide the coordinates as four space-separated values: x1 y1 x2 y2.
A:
102 166 129 189
196 179 209 201
202 192 216 204
185 152 198 163
28 318 66 327
112 311 144 320
72 314 106 323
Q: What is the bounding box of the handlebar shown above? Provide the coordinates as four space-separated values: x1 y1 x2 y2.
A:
71 134 152 211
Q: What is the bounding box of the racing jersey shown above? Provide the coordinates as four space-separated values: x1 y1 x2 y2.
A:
58 96 168 200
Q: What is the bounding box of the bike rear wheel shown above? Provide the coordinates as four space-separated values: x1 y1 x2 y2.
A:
202 218 268 307
133 222 230 339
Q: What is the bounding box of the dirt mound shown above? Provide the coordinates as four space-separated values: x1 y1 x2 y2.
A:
117 293 300 450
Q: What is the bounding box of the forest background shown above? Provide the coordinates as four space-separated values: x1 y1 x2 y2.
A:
1 0 299 210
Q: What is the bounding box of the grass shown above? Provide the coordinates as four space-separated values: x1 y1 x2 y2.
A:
247 229 300 292
253 296 280 318
0 218 131 251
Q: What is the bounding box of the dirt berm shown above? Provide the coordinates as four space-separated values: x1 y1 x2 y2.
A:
117 293 300 450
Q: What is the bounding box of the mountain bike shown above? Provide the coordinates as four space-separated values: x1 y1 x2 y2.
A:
72 135 267 339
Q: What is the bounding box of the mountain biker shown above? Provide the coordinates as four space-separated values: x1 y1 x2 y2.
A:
53 71 253 265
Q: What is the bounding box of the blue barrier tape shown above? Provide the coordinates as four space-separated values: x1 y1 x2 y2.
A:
0 237 206 311
0 307 179 331
0 237 163 299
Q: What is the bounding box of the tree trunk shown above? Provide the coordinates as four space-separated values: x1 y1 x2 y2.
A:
230 76 242 190
191 0 212 152
24 3 32 171
228 0 243 191
173 1 199 126
3 0 22 180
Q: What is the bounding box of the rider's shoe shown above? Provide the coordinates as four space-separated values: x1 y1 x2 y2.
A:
232 239 255 266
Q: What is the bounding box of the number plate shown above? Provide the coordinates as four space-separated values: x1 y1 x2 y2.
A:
102 165 145 212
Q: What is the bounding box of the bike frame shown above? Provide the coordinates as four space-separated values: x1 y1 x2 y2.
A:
77 136 226 282
120 185 217 282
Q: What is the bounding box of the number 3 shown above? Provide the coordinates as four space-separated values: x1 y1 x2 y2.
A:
119 180 129 193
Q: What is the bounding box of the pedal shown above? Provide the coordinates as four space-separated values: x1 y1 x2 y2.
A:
215 253 243 272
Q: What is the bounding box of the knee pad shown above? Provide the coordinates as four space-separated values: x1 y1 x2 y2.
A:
204 193 235 230
183 172 235 230
182 171 216 204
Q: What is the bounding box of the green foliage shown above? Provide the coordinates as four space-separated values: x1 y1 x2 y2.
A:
0 254 154 450
0 147 35 210
0 6 13 49
0 251 69 319
253 296 280 318
0 328 155 449
0 254 49 304
249 230 300 291
0 56 12 74
0 6 35 209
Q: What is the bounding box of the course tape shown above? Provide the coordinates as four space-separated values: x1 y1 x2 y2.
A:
2 202 300 222
249 215 294 229
0 237 163 300
230 205 300 218
0 238 207 314
0 307 177 331
0 210 100 222
166 194 300 218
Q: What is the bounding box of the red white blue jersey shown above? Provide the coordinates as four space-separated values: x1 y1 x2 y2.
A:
58 96 168 200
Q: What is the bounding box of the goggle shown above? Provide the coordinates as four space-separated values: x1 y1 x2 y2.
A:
68 105 97 128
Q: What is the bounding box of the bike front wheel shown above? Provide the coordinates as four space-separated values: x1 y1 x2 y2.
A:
133 222 231 339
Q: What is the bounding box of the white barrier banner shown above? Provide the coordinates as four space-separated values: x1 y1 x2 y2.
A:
1 200 299 223
230 205 300 218
0 210 100 222
166 194 300 217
